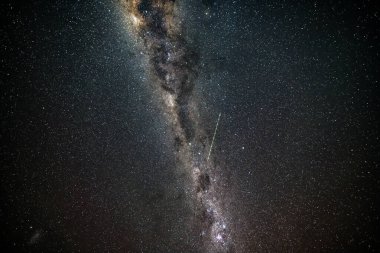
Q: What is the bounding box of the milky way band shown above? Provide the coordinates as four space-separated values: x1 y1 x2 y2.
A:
120 0 233 252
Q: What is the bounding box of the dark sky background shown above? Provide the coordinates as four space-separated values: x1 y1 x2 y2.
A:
1 0 379 252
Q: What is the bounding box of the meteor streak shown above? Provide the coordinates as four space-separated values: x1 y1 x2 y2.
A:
207 112 221 162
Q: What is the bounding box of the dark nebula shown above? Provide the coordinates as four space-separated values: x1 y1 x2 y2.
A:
123 0 200 144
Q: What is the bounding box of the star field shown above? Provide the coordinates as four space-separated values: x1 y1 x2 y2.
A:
1 0 379 252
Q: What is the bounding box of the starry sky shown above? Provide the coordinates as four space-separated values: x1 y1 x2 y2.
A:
1 0 380 252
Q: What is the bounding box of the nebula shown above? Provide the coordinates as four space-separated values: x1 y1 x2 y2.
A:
120 0 233 252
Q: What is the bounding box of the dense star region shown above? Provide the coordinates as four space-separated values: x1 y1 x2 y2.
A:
120 0 233 252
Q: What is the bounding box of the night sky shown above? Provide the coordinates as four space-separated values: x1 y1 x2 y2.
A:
1 0 380 252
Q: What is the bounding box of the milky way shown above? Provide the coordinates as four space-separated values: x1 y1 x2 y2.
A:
120 0 233 251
